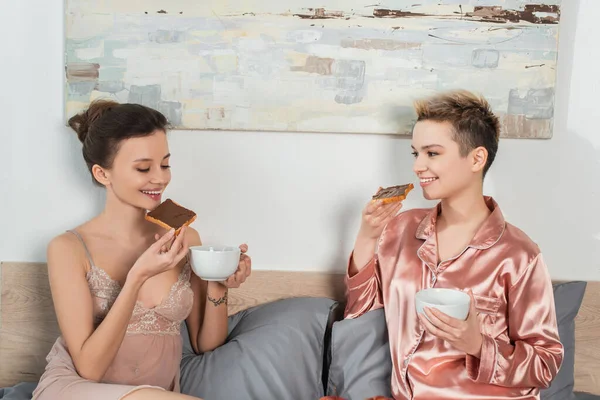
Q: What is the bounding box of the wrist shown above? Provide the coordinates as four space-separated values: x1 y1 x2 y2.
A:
354 232 378 255
126 267 148 288
469 334 484 358
207 283 228 307
207 281 229 293
357 226 380 243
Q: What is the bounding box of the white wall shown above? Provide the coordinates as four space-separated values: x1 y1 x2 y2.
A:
1 1 599 281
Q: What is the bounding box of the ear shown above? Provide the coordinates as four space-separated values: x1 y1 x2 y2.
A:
470 146 488 173
91 164 111 187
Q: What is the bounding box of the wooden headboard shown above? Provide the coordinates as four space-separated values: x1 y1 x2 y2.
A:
1 262 598 394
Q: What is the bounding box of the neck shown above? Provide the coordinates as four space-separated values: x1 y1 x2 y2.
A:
98 189 150 239
438 182 490 228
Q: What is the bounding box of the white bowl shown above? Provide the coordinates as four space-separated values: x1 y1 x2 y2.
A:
415 288 470 321
189 245 240 281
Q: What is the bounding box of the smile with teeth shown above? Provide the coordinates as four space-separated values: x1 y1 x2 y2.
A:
141 190 162 195
420 177 438 183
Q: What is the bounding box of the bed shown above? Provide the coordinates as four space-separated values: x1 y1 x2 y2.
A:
1 262 598 396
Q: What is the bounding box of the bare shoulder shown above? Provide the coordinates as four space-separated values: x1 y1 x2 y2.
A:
47 231 88 274
48 231 81 256
186 226 202 247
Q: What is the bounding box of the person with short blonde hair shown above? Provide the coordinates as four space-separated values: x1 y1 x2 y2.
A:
345 90 563 399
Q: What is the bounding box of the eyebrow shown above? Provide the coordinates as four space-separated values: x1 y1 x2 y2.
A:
133 153 171 162
410 144 444 151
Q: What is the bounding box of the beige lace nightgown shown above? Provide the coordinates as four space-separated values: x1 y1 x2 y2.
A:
32 230 194 400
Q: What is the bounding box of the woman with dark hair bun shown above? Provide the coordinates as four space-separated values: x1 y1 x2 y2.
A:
32 100 252 400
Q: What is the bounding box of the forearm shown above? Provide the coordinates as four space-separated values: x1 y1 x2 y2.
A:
348 233 378 277
467 334 563 388
468 254 563 388
345 255 383 319
196 282 229 352
73 272 144 381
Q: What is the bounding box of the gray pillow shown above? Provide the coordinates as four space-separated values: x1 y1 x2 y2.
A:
0 382 37 400
180 297 337 400
325 282 588 400
542 281 587 400
574 393 600 400
326 308 392 399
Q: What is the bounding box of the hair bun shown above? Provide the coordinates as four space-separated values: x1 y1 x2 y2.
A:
68 99 119 143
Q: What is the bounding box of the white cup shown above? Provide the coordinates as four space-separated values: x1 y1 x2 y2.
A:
415 288 471 321
189 245 240 281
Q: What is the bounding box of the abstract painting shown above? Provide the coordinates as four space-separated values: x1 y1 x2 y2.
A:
65 0 561 138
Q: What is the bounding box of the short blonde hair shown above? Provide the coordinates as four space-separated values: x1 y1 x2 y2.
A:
414 90 500 175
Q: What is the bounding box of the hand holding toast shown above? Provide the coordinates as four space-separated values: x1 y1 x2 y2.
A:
358 184 413 240
129 226 189 282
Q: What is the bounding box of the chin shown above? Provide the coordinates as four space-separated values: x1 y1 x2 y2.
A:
422 188 441 201
132 194 161 211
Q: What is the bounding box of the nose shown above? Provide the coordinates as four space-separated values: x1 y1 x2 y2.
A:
413 154 427 175
150 166 169 185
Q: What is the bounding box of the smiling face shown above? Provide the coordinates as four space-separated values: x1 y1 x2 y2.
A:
411 120 486 201
92 130 171 210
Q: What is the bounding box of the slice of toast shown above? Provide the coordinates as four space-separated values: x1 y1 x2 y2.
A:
372 183 414 204
145 198 197 235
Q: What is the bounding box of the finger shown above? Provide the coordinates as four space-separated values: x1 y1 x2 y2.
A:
378 201 403 221
371 203 401 226
226 274 237 286
418 314 452 341
365 199 382 216
162 237 176 253
153 229 175 249
428 307 462 329
224 274 238 288
239 243 248 253
174 239 189 263
234 268 246 284
243 255 252 274
391 201 404 216
371 200 397 219
233 261 246 279
167 226 186 256
240 253 251 265
155 233 160 241
175 229 190 258
424 308 460 338
241 260 251 278
241 255 252 277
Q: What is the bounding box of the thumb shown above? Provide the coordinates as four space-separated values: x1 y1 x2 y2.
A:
468 290 477 314
154 229 175 247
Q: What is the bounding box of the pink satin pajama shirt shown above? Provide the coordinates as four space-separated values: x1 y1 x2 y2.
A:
345 197 563 400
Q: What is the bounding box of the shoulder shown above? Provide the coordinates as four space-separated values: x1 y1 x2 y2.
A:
494 222 549 288
46 231 89 275
501 222 541 261
185 226 202 247
48 231 81 256
48 219 99 257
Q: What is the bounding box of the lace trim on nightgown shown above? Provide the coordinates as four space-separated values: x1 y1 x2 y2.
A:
86 263 193 336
